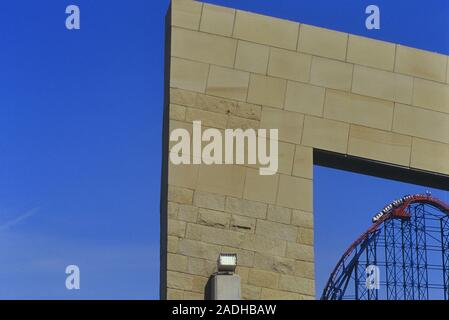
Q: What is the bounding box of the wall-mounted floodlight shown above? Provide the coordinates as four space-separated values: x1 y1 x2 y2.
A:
217 253 237 273
210 253 240 300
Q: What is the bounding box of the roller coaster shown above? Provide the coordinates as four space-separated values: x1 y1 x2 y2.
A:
321 193 449 300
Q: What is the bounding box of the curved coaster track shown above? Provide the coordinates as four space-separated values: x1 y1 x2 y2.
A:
321 194 449 300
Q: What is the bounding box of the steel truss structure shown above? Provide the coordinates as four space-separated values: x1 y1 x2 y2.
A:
321 194 449 300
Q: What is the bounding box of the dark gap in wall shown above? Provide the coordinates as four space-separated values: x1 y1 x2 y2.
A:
313 149 449 191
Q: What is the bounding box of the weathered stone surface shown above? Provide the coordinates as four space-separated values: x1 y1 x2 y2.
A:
352 65 413 104
247 74 287 109
177 238 222 260
285 242 314 262
188 257 217 276
253 252 296 275
298 24 348 60
197 165 246 198
259 108 304 144
206 66 250 102
235 40 270 74
268 48 311 82
346 35 395 71
410 138 449 175
168 202 178 219
302 116 349 153
267 205 292 224
256 219 298 242
167 288 184 300
310 57 353 91
248 269 279 289
297 227 314 246
167 253 188 272
168 219 187 237
172 0 202 30
193 191 226 211
276 175 313 212
225 196 267 219
168 236 179 253
170 104 186 121
241 284 261 299
197 208 230 228
285 81 325 117
233 10 299 50
292 145 313 179
348 125 412 167
172 27 237 67
413 78 449 114
324 89 394 131
279 274 315 295
393 103 449 144
167 271 193 291
243 168 279 204
177 204 198 223
395 45 447 82
170 57 209 93
200 3 235 36
230 214 256 233
170 88 197 107
294 260 315 279
260 288 302 300
291 210 314 229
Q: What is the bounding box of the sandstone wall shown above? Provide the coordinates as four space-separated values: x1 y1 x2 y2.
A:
162 0 449 300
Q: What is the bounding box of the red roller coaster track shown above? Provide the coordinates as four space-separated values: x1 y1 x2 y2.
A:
322 193 449 300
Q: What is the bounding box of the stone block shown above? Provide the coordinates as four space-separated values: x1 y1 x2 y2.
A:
302 116 349 153
197 165 246 198
348 125 412 166
248 269 279 289
410 138 449 175
259 107 304 144
285 81 325 117
172 0 202 30
247 74 287 109
235 41 270 74
267 205 292 224
292 145 313 179
200 3 235 36
298 24 348 60
346 35 395 71
193 191 226 211
170 57 209 93
392 103 449 144
225 196 267 219
276 174 313 212
172 27 237 67
206 66 250 102
268 48 311 82
243 168 279 204
233 10 299 50
352 65 413 104
256 219 298 242
324 89 394 131
310 57 353 91
395 45 447 82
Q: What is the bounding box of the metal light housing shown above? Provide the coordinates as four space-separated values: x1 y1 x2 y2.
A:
217 253 237 273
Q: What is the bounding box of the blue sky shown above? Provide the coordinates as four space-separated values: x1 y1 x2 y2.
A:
0 0 447 299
